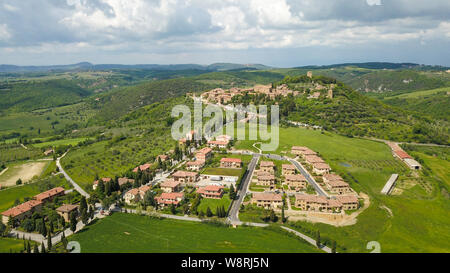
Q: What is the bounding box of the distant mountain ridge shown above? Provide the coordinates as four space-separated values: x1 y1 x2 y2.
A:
0 62 272 73
296 62 450 71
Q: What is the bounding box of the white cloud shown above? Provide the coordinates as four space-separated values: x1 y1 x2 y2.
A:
0 0 449 65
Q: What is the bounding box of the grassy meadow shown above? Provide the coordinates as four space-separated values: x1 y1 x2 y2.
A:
65 212 321 253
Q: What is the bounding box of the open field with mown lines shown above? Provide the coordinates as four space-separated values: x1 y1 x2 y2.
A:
64 213 321 253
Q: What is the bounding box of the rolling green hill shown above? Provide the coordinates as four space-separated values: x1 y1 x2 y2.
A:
376 87 450 122
0 79 91 112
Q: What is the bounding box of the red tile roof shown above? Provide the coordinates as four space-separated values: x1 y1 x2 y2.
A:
394 150 412 159
160 179 181 188
133 163 152 172
252 192 282 202
34 187 65 202
2 200 43 218
173 170 198 177
220 158 242 163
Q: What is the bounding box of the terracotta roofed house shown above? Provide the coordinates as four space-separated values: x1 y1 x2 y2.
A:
336 195 359 210
208 140 229 149
285 174 307 190
124 185 151 205
251 192 283 209
312 162 331 175
259 161 275 174
304 155 325 165
1 200 43 225
56 204 79 222
160 179 181 193
172 170 199 184
155 192 184 207
197 185 224 199
186 160 205 171
220 158 242 168
196 147 213 161
282 164 296 176
133 163 153 173
256 173 276 187
34 187 65 203
93 177 112 190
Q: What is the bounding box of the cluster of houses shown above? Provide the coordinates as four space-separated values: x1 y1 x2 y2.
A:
122 134 240 209
201 84 300 104
387 142 422 170
251 191 359 213
291 146 331 175
250 145 360 214
291 146 354 195
1 187 79 225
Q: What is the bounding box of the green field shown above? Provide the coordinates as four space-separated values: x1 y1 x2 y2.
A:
197 195 232 215
65 213 321 253
202 167 242 177
236 126 450 252
32 137 91 148
0 174 72 213
0 237 25 253
385 86 450 99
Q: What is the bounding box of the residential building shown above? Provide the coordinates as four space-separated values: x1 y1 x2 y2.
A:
208 140 229 149
294 194 342 212
118 177 135 187
156 154 169 162
186 160 205 171
323 174 352 194
34 187 65 203
160 179 181 193
133 163 153 173
312 162 331 175
285 174 307 189
281 164 296 176
93 177 112 190
197 185 224 199
304 155 325 165
124 185 151 205
155 192 184 207
251 192 283 209
195 147 213 161
56 204 79 222
257 173 276 187
2 200 43 225
336 195 359 210
172 170 199 184
220 158 242 168
259 161 275 174
291 146 317 157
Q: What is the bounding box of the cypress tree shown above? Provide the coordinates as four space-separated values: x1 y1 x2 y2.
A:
47 230 52 251
41 218 47 237
206 207 213 217
316 231 321 248
26 241 31 254
332 241 337 253
33 243 39 253
41 242 46 254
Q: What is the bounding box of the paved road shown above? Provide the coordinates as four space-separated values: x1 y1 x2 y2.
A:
227 154 260 223
289 158 329 197
281 226 333 253
56 151 90 198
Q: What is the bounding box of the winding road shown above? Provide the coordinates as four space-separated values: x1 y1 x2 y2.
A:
56 151 90 198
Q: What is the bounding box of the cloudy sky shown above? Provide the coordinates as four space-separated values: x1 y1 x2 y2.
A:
1 0 450 67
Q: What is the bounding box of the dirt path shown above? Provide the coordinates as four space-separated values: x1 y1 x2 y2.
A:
0 167 8 176
0 162 47 187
